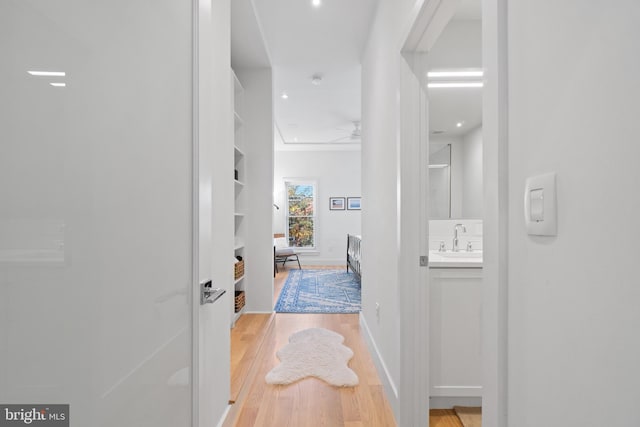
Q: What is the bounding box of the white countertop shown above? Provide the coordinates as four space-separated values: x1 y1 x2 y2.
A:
428 250 483 268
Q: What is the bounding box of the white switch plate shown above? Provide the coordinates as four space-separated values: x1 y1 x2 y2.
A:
524 172 557 236
529 188 544 221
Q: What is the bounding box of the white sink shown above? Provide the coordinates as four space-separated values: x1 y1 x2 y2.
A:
429 250 483 267
435 251 482 258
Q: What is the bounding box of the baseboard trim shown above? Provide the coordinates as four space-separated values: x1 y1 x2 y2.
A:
431 385 482 397
359 312 399 419
430 396 482 409
215 405 232 427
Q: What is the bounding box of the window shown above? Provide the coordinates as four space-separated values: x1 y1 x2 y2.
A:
285 181 316 249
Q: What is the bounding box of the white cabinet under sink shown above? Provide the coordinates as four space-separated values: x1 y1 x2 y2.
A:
429 267 482 403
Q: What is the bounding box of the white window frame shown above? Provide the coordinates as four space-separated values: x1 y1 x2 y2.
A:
284 179 317 251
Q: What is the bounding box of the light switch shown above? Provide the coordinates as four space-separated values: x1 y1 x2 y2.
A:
524 172 557 236
529 188 544 221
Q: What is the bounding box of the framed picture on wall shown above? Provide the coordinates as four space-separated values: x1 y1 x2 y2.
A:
347 197 361 210
329 197 346 210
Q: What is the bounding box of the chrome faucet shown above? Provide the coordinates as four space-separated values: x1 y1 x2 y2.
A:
452 223 466 252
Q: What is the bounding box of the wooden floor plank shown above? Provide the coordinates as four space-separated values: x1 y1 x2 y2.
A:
430 409 465 427
230 313 274 403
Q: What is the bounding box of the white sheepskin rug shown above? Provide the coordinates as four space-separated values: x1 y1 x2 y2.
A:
265 327 359 387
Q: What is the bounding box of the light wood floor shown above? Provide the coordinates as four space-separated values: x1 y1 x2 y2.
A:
228 266 467 427
226 266 396 427
429 409 464 427
230 313 274 403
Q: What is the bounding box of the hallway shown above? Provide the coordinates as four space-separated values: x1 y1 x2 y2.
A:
225 267 396 426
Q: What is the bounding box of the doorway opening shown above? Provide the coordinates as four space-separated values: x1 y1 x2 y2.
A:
399 0 508 425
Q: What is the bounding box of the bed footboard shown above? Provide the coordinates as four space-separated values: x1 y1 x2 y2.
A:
346 234 361 281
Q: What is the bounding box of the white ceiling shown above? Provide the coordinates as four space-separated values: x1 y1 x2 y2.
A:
252 0 378 147
233 0 481 147
428 1 482 136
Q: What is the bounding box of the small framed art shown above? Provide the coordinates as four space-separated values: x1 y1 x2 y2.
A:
329 197 346 210
347 197 361 210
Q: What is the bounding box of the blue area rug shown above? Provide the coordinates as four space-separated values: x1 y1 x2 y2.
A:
274 269 361 313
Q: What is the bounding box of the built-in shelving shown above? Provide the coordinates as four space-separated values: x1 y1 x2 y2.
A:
232 68 246 325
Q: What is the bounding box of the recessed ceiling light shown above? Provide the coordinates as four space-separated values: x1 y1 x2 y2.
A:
49 82 66 87
427 70 483 78
456 122 463 128
428 82 483 88
281 92 289 99
28 70 66 77
311 74 322 85
428 164 449 169
312 0 321 7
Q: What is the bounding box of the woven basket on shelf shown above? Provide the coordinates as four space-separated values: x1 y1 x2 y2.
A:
234 259 245 280
234 291 245 313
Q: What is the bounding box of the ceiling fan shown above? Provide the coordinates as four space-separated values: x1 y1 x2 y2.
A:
330 121 361 142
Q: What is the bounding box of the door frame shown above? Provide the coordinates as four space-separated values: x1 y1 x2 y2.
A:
397 50 430 427
398 0 508 425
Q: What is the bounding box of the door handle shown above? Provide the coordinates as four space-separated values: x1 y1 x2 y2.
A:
200 280 226 305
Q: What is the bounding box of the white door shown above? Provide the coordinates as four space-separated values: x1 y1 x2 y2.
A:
196 0 233 425
0 1 194 425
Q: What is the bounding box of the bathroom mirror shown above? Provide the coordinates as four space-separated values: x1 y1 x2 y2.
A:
428 144 452 219
427 6 483 219
428 129 483 219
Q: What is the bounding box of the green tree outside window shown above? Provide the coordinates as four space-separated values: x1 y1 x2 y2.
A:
286 182 316 248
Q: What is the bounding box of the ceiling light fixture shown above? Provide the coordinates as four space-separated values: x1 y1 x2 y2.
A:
49 83 66 87
427 70 483 78
456 122 463 128
311 74 322 85
28 70 66 77
428 164 449 169
428 82 483 88
312 0 321 7
281 92 289 99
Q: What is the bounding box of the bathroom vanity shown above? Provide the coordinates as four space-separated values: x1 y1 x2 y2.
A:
429 251 482 408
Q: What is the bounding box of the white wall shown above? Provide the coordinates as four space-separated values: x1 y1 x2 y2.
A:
427 18 482 68
238 68 274 313
507 1 640 425
360 0 419 419
273 150 361 265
